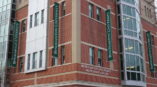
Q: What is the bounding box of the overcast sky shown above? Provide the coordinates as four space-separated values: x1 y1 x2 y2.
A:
155 0 157 12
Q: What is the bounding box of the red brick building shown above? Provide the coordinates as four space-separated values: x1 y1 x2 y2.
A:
1 0 157 87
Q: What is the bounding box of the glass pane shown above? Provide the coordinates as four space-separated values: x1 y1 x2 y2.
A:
137 73 141 81
125 38 129 52
135 41 138 53
120 54 124 70
121 72 124 80
141 59 144 72
7 4 11 10
32 52 37 69
8 0 11 4
3 0 7 6
0 8 2 12
0 25 4 36
123 0 135 5
127 72 131 80
131 72 136 80
2 6 6 11
126 54 130 70
39 51 43 68
0 1 2 7
130 55 135 71
136 56 140 71
0 37 3 42
27 54 30 70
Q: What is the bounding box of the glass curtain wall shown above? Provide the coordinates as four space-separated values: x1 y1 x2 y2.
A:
117 0 146 86
0 0 13 86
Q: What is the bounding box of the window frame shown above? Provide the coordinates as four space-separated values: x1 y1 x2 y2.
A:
27 54 31 70
39 50 43 68
98 49 102 66
21 19 27 32
34 12 39 26
25 50 46 73
19 57 24 72
41 9 44 24
61 1 66 16
89 47 94 64
30 15 33 28
61 46 65 64
32 52 37 69
96 7 101 21
89 3 94 18
151 66 157 78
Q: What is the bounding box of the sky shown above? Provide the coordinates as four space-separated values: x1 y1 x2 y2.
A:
155 0 157 13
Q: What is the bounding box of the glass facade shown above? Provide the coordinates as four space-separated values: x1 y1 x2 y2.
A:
0 0 14 86
117 0 146 86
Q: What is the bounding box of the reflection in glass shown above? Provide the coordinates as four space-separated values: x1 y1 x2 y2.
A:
123 0 135 5
0 0 13 86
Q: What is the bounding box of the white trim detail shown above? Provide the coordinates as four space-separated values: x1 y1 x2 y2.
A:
24 80 121 87
81 41 118 54
48 41 72 50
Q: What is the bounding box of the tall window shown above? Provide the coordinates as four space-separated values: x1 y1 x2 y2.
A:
89 3 94 18
89 47 94 64
52 48 57 66
53 58 58 65
151 66 157 78
149 9 152 18
61 1 66 16
30 15 33 28
52 48 54 66
151 35 156 77
150 34 155 67
39 50 43 68
34 12 39 26
152 35 155 53
98 49 102 66
52 47 58 66
21 19 26 32
147 8 149 17
27 54 31 70
41 9 44 24
96 7 101 21
61 46 65 64
19 57 24 72
144 6 147 16
32 52 37 69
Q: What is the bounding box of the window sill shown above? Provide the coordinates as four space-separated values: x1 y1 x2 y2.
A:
24 67 46 73
121 80 146 87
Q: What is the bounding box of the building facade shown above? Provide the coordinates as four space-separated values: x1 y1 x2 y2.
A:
0 0 157 87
